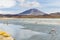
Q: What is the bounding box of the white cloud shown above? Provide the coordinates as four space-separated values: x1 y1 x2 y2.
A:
19 1 41 8
17 0 41 8
0 0 16 8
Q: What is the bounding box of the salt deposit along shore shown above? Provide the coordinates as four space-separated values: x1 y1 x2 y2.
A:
0 18 60 25
0 17 16 20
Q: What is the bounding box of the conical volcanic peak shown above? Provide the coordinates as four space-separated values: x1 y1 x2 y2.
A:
19 8 46 15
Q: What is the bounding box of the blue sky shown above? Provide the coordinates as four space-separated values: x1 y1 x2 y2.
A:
0 0 60 14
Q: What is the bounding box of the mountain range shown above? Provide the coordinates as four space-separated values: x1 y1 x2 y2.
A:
0 8 60 18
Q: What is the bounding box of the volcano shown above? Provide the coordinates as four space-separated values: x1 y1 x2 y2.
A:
19 9 46 15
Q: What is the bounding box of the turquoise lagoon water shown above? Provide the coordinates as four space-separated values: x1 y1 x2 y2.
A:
0 18 60 40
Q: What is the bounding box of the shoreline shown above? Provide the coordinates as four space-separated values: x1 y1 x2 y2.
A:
0 18 60 25
0 17 16 20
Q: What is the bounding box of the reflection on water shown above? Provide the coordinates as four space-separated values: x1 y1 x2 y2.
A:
0 18 60 40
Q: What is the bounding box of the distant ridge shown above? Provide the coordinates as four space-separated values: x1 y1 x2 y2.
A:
50 12 60 16
19 8 46 15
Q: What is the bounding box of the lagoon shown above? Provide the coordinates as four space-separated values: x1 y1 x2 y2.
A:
0 18 60 40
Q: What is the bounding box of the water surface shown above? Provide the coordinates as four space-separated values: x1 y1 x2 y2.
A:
0 18 60 40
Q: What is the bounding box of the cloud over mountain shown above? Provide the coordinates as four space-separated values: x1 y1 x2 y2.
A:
17 0 41 8
20 1 41 8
